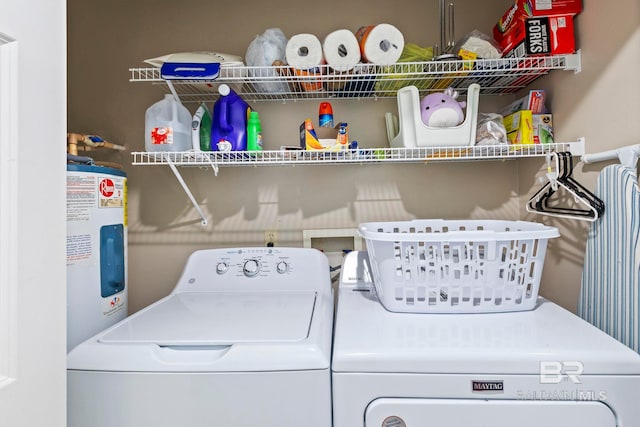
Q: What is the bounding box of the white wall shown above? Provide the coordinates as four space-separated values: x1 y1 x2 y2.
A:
0 0 67 426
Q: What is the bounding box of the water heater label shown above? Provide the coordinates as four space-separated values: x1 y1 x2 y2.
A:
99 177 125 208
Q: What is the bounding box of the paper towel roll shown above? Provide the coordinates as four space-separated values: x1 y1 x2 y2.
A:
285 33 324 70
355 24 405 65
323 29 361 72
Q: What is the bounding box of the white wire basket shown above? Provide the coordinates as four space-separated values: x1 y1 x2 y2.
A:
358 219 560 314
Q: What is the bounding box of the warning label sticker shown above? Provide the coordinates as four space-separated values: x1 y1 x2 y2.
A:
67 233 92 266
67 174 97 222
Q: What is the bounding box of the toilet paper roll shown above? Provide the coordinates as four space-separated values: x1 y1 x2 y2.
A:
323 29 361 72
285 33 324 70
355 24 405 65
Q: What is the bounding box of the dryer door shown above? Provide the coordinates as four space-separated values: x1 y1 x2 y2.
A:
365 398 616 427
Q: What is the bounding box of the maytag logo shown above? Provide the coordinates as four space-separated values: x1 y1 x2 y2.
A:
472 380 504 393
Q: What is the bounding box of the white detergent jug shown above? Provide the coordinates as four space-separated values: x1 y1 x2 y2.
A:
145 94 192 152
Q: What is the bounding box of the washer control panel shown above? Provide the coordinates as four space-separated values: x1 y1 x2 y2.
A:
176 247 329 293
212 248 295 279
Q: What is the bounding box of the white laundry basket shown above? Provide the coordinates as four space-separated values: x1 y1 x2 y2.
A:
358 219 559 313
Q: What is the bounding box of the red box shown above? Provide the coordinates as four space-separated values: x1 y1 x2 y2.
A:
494 0 582 44
501 15 576 57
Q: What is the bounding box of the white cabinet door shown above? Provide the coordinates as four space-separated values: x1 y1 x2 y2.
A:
0 0 67 425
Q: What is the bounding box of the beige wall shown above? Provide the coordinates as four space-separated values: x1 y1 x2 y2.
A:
68 0 639 314
518 0 640 312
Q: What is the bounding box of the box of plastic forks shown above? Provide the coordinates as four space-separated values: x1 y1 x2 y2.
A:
502 15 576 57
493 0 582 45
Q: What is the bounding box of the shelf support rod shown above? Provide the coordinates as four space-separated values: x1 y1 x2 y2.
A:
166 80 181 103
205 156 219 176
165 155 208 226
582 142 640 168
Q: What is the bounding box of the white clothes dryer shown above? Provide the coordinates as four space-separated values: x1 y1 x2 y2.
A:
332 251 640 427
68 247 333 427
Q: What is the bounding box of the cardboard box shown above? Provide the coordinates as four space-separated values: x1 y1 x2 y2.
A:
504 110 533 145
504 110 554 144
500 90 546 116
533 113 554 144
494 0 582 43
502 15 576 57
299 119 349 151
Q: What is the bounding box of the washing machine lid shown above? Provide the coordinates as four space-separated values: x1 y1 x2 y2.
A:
99 291 316 346
332 287 640 375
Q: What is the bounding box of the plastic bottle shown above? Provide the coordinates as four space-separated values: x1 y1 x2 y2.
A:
211 84 251 151
247 111 263 151
319 102 334 127
191 103 212 151
145 94 192 152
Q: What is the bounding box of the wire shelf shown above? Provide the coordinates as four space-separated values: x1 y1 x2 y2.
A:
129 53 581 103
131 142 583 167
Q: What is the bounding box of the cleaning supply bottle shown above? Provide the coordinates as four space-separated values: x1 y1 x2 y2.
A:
191 103 212 151
145 94 192 152
319 102 334 127
247 111 263 151
210 84 251 151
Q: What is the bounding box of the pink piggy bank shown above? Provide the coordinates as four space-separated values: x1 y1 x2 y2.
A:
420 87 466 127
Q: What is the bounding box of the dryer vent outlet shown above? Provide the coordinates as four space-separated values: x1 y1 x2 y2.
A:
302 228 364 267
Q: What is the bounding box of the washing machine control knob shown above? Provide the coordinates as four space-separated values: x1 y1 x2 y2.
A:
243 259 261 277
276 261 289 274
216 262 228 275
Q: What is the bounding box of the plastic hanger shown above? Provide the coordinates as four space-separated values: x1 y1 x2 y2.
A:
557 152 605 213
527 151 605 222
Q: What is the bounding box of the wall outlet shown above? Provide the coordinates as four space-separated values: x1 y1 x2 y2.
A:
264 230 278 246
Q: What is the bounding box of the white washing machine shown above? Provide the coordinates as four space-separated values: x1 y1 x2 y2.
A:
332 251 640 427
68 247 333 427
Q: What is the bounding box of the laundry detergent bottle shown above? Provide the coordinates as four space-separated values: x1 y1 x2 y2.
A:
145 94 192 152
247 111 263 151
211 84 250 151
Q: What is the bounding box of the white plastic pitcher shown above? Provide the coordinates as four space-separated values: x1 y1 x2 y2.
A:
145 94 192 152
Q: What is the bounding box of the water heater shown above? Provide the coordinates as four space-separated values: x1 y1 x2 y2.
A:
66 164 127 352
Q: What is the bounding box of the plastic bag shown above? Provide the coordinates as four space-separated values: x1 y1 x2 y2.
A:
245 28 289 93
453 30 502 59
476 113 508 146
